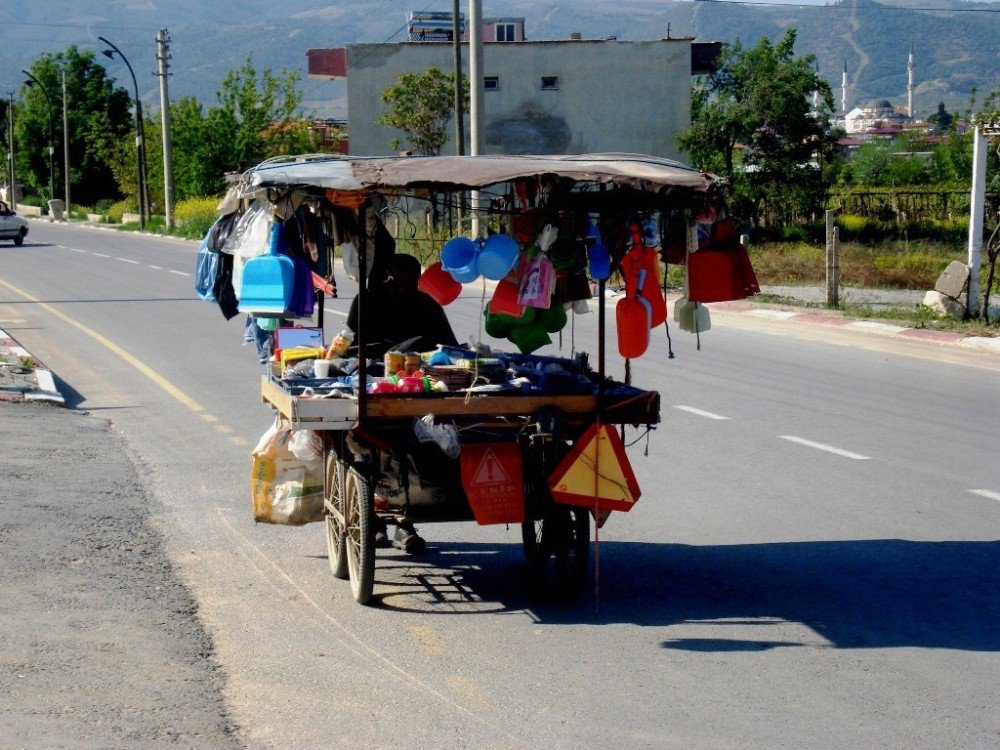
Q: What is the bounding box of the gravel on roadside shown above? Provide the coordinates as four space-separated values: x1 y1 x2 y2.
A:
0 403 242 750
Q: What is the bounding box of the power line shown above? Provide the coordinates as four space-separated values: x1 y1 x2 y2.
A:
1 19 160 30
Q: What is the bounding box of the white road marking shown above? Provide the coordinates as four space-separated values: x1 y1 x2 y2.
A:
148 264 162 270
169 269 191 276
673 405 730 420
846 321 907 334
326 309 348 317
779 435 871 460
117 257 140 264
969 489 1000 502
92 252 110 258
70 247 86 253
747 309 798 320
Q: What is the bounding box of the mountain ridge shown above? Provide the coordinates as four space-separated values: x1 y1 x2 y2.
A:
0 0 996 119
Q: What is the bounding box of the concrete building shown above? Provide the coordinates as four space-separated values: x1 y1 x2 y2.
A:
309 37 699 159
843 99 911 134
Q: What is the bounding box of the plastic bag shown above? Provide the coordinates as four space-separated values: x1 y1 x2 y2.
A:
288 429 324 462
194 230 220 302
250 420 325 525
518 254 555 309
226 200 272 300
413 414 460 459
340 240 360 281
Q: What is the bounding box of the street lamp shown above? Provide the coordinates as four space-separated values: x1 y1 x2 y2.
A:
22 70 55 205
98 36 147 230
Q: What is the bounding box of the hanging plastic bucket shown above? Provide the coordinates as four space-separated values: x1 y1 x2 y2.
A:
488 277 526 318
418 261 462 305
477 233 520 280
538 303 568 333
441 236 480 283
508 322 551 354
484 308 519 338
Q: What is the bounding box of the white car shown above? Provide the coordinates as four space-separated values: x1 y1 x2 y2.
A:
0 202 29 245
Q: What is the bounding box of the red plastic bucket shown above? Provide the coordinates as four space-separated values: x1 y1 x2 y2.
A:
418 261 462 306
488 278 526 317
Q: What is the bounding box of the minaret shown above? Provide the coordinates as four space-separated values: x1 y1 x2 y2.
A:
841 59 848 114
812 61 820 114
907 42 915 118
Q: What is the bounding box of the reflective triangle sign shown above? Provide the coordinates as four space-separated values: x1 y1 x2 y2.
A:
548 422 641 512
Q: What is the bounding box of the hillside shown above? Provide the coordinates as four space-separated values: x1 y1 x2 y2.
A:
0 0 997 118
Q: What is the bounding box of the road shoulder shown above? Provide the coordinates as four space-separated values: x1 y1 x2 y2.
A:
0 403 242 749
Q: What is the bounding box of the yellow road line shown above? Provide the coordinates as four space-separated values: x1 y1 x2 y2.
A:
0 276 206 414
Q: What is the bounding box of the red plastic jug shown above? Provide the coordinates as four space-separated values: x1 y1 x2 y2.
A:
617 269 652 358
621 221 666 327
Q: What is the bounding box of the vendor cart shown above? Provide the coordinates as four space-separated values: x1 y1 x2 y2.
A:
245 153 727 605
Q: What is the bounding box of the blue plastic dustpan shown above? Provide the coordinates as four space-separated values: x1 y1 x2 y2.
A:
238 221 295 315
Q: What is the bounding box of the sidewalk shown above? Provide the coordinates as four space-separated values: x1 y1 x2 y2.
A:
0 328 64 405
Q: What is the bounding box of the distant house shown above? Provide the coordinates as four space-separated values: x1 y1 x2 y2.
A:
307 22 719 159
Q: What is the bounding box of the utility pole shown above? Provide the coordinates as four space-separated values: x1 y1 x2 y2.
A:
156 28 175 230
967 125 988 317
468 0 484 236
62 69 70 218
451 0 464 156
7 93 16 206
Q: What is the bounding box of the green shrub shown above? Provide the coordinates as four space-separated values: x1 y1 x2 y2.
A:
94 198 114 214
106 198 138 223
19 195 45 208
173 196 220 239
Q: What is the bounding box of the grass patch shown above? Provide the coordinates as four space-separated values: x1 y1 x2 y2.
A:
749 239 999 294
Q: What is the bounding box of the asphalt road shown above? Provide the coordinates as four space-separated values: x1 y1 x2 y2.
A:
2 221 998 749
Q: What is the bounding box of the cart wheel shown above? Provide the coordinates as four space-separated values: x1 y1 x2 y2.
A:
344 467 376 605
324 454 348 579
553 507 590 586
521 506 590 586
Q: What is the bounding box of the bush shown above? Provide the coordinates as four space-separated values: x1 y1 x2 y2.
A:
173 196 221 239
94 198 114 214
106 198 138 223
19 194 45 208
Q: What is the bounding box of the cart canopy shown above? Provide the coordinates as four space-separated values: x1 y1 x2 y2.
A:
244 153 717 196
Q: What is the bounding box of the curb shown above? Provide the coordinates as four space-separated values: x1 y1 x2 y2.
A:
710 302 1000 354
25 215 197 246
0 328 65 406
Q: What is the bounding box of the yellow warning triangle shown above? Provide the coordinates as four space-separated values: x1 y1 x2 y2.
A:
548 423 641 512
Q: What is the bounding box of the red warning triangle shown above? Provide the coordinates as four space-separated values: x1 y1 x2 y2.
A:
548 422 641 512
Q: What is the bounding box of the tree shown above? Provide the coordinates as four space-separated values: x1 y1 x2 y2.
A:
15 47 132 206
677 30 838 225
378 68 467 155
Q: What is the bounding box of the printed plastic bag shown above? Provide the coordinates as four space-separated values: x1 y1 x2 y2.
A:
518 253 555 309
250 420 325 525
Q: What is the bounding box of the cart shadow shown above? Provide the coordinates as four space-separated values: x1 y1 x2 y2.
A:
371 538 1000 652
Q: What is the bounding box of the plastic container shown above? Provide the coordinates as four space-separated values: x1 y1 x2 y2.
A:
508 322 551 354
488 277 526 318
538 304 568 333
617 268 652 358
418 261 462 305
441 236 480 284
477 233 520 280
326 329 354 359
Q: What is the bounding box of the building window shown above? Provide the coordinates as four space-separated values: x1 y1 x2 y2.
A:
496 23 516 42
484 76 499 91
541 76 559 90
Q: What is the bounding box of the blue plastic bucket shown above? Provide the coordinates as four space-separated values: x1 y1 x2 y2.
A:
440 236 480 284
477 233 520 280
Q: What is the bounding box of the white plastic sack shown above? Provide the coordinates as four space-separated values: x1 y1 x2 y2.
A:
340 240 360 282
